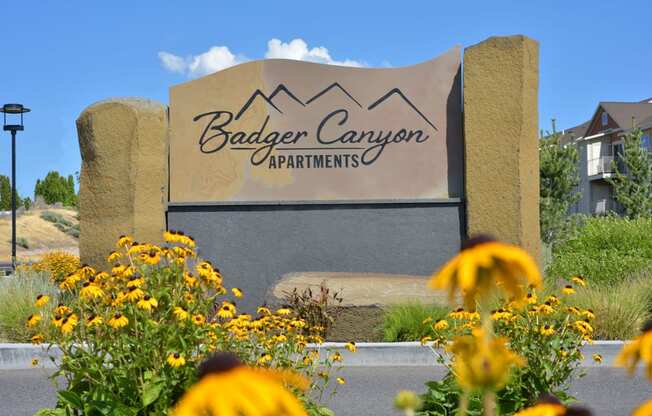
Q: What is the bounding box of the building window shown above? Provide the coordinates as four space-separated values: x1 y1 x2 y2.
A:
601 112 608 126
642 134 651 152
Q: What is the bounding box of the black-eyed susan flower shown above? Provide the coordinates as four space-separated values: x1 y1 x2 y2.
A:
183 272 198 288
571 275 587 287
192 314 206 326
80 282 104 300
172 353 308 416
257 306 271 316
449 307 466 320
566 306 581 315
345 341 357 352
633 399 652 416
107 251 121 262
217 301 236 319
420 336 433 346
116 235 134 248
256 353 272 365
52 315 64 328
31 334 44 344
561 285 575 295
573 320 593 336
331 351 343 362
434 319 449 330
513 403 566 416
545 295 560 306
173 306 189 321
126 276 145 288
582 309 595 320
336 377 346 385
422 316 433 325
167 352 186 368
540 324 555 336
86 315 103 327
60 315 78 334
592 354 602 363
526 292 538 305
231 287 243 298
616 321 652 377
137 295 158 311
126 287 145 302
276 307 292 316
491 309 512 321
26 314 41 327
448 328 524 392
429 235 542 309
140 249 161 265
108 313 129 329
536 302 554 315
31 358 39 366
34 294 49 308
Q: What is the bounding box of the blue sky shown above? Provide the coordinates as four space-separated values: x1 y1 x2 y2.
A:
1 0 650 196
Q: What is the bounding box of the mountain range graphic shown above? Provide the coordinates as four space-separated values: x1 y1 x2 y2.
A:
234 83 437 131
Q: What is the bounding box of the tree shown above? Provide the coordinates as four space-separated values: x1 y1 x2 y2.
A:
607 128 652 218
539 129 580 246
34 171 78 207
0 175 22 211
23 197 32 211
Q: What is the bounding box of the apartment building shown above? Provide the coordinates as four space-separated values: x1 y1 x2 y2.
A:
562 99 652 215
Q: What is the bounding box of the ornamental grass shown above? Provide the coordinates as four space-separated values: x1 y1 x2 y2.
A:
28 231 344 415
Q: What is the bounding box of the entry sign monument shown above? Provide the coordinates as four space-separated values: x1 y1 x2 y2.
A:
169 47 463 203
77 36 540 311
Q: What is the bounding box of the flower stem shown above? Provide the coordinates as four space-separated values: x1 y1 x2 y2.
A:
458 392 469 416
484 391 496 416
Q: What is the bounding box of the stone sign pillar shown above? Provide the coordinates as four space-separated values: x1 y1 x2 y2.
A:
77 98 168 268
463 35 541 260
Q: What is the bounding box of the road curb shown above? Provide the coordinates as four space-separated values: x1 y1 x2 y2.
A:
0 341 626 370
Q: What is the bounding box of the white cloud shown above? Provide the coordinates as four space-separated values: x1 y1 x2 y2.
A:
264 38 363 67
159 38 364 77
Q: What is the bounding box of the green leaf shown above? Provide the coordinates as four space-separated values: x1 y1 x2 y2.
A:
32 409 68 416
57 391 83 410
142 378 165 408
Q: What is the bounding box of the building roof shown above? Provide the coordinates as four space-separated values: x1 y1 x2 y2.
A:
599 101 652 130
559 120 590 144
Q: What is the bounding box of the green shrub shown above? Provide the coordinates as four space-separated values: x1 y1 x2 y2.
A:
40 211 73 227
572 272 652 339
16 237 29 249
547 216 652 286
383 303 449 341
0 271 58 342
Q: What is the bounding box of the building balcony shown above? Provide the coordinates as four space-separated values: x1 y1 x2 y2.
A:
588 156 615 180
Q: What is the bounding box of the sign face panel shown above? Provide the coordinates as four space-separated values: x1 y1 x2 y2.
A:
169 47 462 203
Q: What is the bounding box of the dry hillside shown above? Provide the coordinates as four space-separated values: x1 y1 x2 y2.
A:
0 208 79 263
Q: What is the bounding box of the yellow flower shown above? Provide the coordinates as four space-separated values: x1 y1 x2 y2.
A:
526 293 538 305
345 341 357 353
183 272 198 288
108 313 129 329
31 358 39 366
257 353 272 365
449 307 467 320
616 322 652 377
561 285 575 295
231 287 243 298
172 353 308 416
633 399 652 416
331 351 343 362
582 309 595 320
448 329 524 391
127 276 145 288
217 301 236 319
571 275 587 287
536 302 554 315
573 320 594 336
173 306 189 321
566 306 581 315
420 336 432 346
192 314 206 326
592 353 602 363
276 308 292 316
422 316 433 325
80 282 104 300
429 235 542 309
60 315 78 334
107 251 121 262
540 325 555 336
52 315 64 327
116 235 133 248
126 287 145 302
137 295 158 311
336 377 346 385
167 352 186 368
27 314 41 327
513 403 566 416
257 306 271 316
34 294 50 308
433 319 449 330
490 309 512 321
140 249 161 265
544 295 560 306
31 334 45 344
86 315 103 327
394 390 422 412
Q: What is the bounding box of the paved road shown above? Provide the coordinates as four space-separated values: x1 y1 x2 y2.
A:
1 367 650 416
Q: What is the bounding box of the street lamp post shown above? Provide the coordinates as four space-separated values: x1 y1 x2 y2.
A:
1 103 30 271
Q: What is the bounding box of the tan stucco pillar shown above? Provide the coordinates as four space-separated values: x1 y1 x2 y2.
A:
463 35 541 260
77 98 168 268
